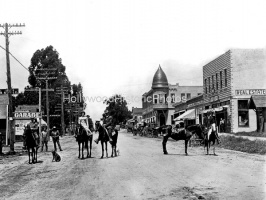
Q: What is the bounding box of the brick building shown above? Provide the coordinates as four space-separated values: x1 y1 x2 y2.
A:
203 49 266 133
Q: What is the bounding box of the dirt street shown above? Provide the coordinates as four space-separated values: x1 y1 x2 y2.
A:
0 129 265 200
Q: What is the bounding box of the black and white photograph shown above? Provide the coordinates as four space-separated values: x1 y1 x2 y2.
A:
0 0 266 199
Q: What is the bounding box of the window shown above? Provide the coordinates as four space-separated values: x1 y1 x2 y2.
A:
212 75 214 91
159 94 164 103
187 93 191 100
224 69 227 87
181 93 186 101
208 77 211 93
205 79 207 94
216 73 219 90
154 95 158 104
238 100 249 127
220 71 223 89
171 93 175 103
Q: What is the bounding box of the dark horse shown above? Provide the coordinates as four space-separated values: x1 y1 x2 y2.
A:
95 121 109 158
24 125 39 164
95 122 119 158
162 124 205 155
76 124 93 159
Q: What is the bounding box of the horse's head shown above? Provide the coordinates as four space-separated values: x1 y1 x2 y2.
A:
187 124 205 139
95 121 101 132
162 125 172 134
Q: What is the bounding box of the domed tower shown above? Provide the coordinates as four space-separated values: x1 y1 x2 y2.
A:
152 65 169 90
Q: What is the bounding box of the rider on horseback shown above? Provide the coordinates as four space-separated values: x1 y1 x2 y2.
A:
204 111 221 144
78 111 92 137
28 118 39 147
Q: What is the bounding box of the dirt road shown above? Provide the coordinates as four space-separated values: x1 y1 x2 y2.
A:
0 129 265 200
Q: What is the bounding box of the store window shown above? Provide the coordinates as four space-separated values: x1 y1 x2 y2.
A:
238 100 249 127
187 93 191 100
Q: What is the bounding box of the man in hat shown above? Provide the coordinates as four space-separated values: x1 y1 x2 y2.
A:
50 126 62 151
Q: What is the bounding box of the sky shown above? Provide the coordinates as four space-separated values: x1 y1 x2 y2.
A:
0 0 266 120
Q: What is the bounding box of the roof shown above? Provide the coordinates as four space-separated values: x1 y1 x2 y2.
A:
249 95 266 109
174 109 195 121
132 108 143 115
152 65 169 89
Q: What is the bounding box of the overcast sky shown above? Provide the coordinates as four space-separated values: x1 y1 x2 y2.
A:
0 0 266 120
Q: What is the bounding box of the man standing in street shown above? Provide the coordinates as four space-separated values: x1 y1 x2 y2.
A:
50 126 62 151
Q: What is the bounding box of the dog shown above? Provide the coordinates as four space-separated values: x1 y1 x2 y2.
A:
52 151 61 162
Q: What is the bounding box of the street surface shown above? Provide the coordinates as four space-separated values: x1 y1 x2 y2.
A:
0 129 265 200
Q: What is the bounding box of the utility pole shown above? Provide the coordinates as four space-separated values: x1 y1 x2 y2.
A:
0 23 25 153
61 86 65 135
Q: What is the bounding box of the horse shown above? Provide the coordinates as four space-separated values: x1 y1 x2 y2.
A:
95 121 109 158
76 124 93 159
24 125 39 164
204 126 220 155
162 124 205 155
107 127 119 157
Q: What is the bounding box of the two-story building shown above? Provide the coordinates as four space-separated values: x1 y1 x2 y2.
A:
142 65 202 126
203 49 266 133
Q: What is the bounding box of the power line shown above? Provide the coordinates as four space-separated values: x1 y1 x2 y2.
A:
0 45 29 72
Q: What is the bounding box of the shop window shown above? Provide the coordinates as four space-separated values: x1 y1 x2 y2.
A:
187 93 191 100
205 87 207 94
238 100 249 127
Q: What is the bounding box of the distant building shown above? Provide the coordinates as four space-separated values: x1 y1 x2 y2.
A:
202 49 266 133
132 107 143 123
142 65 202 126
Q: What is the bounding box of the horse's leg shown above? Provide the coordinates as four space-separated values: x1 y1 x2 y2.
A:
207 142 210 155
32 148 35 164
185 140 189 156
105 142 108 158
78 142 81 158
82 142 84 159
114 144 117 157
101 141 104 159
28 148 31 164
162 135 169 154
89 137 92 158
35 147 38 163
213 145 217 156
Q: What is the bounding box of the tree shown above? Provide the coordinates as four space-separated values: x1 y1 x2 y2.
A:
103 94 132 123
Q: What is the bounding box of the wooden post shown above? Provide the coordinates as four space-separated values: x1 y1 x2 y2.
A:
46 80 50 132
39 87 42 140
61 86 65 135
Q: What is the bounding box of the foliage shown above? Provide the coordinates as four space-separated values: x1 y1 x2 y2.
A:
103 94 132 123
218 136 266 155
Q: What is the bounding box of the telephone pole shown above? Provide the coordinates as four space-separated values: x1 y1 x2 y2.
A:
0 23 25 153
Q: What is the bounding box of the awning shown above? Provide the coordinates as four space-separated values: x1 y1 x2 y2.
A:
249 95 266 109
174 110 185 114
174 109 195 121
127 119 135 123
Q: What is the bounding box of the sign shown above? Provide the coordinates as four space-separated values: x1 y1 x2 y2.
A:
0 94 8 105
14 112 40 119
235 89 266 96
0 88 19 95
